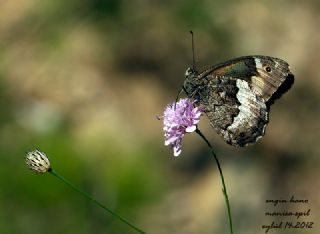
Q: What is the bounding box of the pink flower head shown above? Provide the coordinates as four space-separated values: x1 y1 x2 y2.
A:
161 98 203 156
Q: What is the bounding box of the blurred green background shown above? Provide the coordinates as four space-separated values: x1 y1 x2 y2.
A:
0 0 319 233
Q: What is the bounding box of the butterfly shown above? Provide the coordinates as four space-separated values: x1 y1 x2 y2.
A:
183 55 294 147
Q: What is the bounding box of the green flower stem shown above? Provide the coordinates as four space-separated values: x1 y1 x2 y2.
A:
195 128 234 234
49 169 146 234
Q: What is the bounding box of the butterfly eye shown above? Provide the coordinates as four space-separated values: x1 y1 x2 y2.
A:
265 66 272 72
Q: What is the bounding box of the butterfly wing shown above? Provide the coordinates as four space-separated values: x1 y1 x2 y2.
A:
192 55 293 146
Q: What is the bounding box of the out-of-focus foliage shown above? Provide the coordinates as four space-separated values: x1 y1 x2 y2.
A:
0 0 319 233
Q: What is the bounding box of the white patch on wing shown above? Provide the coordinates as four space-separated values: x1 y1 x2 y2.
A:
254 58 263 69
226 79 267 139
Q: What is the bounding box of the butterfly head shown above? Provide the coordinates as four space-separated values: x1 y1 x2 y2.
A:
183 67 199 96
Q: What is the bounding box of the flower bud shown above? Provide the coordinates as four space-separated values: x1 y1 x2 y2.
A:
26 150 51 173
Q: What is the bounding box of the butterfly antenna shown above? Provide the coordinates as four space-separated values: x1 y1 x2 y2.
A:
190 30 196 71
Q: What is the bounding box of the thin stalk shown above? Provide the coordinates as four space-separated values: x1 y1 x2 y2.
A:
49 169 146 234
195 128 234 234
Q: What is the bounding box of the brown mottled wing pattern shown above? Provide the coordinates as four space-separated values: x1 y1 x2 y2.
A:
189 56 293 147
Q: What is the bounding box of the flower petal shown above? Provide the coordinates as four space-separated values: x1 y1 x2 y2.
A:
186 125 196 133
173 145 182 156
